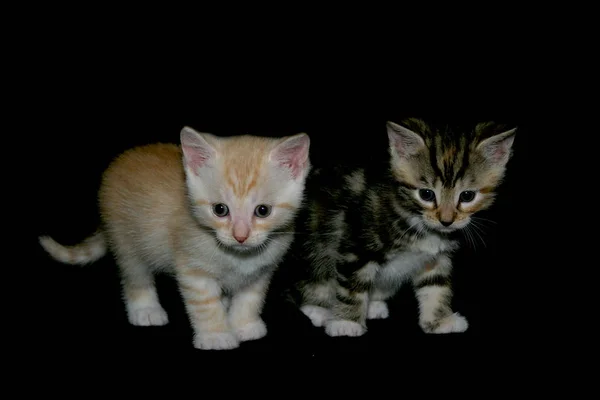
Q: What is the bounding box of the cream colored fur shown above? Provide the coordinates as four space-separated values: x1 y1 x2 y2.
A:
40 126 311 350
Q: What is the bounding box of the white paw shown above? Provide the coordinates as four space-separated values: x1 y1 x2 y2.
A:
367 300 389 319
433 312 468 333
194 332 239 350
234 320 267 342
127 306 169 326
422 312 469 334
325 320 365 337
300 305 331 327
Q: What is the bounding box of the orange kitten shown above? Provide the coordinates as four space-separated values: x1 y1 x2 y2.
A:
39 126 311 350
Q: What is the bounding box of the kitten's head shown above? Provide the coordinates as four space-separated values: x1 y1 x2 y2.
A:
180 126 310 252
387 118 516 234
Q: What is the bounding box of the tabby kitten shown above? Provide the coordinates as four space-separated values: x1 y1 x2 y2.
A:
292 118 516 336
39 126 311 350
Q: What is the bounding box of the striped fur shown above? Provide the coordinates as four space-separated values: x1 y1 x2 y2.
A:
289 118 516 336
40 126 311 350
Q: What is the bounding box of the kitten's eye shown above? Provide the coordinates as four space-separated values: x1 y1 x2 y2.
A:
418 189 436 202
459 191 476 203
254 204 272 218
212 203 229 217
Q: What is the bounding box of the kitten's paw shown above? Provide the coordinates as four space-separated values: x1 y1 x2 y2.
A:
367 300 389 319
234 320 267 342
325 320 365 337
300 305 331 327
128 306 169 326
194 332 239 350
421 312 469 334
433 313 468 333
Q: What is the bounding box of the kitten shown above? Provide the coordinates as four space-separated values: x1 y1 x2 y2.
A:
290 118 516 336
39 126 311 350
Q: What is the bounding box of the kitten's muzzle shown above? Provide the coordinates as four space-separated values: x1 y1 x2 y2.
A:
232 220 250 243
234 234 248 243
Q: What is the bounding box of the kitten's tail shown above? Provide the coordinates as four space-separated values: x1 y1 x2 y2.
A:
38 229 107 265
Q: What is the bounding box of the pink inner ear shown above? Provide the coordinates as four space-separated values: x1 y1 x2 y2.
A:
388 127 424 157
274 137 309 179
392 135 414 157
182 145 211 175
277 146 305 178
485 136 514 163
478 128 516 164
489 144 508 162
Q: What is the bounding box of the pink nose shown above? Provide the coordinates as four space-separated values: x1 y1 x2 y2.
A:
234 234 248 243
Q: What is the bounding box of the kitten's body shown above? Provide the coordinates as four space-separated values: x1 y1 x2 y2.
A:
290 118 516 336
40 127 311 350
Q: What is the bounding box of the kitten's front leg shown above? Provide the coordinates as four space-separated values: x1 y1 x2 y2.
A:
325 261 379 337
177 268 239 350
228 272 272 342
412 255 468 334
367 288 394 320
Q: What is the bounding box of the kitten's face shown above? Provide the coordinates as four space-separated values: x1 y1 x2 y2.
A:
387 119 516 234
180 127 310 252
410 163 500 233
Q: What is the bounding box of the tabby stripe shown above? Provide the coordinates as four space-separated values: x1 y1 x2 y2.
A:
414 274 450 289
398 182 418 190
335 292 362 306
429 139 444 180
453 137 470 186
338 277 371 293
443 151 454 185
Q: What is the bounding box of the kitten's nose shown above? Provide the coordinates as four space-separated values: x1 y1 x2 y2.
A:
234 234 248 243
440 220 453 227
232 220 250 244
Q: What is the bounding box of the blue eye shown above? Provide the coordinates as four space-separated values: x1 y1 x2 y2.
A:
418 189 435 202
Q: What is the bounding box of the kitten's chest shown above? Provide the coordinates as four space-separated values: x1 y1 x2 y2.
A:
193 234 291 291
376 235 457 285
403 234 456 256
208 251 271 287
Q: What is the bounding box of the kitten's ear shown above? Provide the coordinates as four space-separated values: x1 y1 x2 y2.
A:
270 133 310 179
476 126 517 166
387 121 425 157
180 126 216 174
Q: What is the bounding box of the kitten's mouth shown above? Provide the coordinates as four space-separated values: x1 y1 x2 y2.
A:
421 222 458 234
227 242 263 253
213 237 254 253
231 244 254 252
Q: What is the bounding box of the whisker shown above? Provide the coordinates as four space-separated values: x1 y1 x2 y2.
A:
466 227 475 251
469 226 478 251
472 216 497 225
396 220 421 242
461 225 475 251
415 224 427 239
470 218 487 228
262 236 289 267
190 236 219 251
470 225 487 248
264 242 279 267
207 236 221 266
269 231 343 237
470 220 488 235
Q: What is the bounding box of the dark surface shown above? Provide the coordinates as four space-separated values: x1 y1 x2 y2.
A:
27 76 530 361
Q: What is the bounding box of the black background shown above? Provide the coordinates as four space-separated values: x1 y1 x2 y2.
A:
29 87 530 360
20 32 532 362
